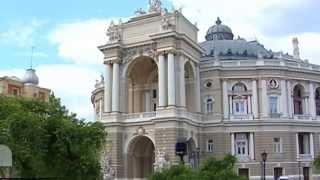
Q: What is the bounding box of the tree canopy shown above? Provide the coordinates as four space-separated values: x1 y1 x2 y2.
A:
149 154 248 180
0 95 106 180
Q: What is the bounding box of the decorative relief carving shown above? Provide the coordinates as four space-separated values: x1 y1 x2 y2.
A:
122 44 157 64
101 146 115 180
106 20 122 43
268 79 279 89
161 12 175 31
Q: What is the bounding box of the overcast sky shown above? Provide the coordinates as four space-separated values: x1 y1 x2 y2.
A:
0 0 319 120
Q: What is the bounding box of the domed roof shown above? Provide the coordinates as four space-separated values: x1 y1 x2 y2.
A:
22 68 39 85
205 17 234 41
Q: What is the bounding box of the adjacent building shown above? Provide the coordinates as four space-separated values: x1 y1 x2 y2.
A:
0 68 50 101
92 1 320 179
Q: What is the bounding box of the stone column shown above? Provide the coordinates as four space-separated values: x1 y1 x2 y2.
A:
252 80 258 118
296 133 299 159
310 133 314 158
194 64 201 112
231 133 235 155
249 132 254 160
223 80 229 119
180 57 186 107
229 96 233 115
99 99 103 119
168 52 176 106
158 53 167 107
145 91 151 112
247 96 252 114
104 63 112 113
281 79 288 117
287 81 293 118
309 83 316 119
112 62 120 112
261 79 268 118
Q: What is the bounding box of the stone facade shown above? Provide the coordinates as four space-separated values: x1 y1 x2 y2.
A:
92 1 320 180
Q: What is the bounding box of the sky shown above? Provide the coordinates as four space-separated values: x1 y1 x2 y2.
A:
0 0 319 120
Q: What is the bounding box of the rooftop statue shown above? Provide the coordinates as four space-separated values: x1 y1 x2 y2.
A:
149 0 162 13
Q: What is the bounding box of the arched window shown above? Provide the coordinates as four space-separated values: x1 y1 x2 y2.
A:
293 85 304 115
232 83 248 115
315 88 320 115
205 96 214 114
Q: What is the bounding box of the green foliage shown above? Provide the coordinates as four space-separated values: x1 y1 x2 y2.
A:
314 156 320 173
149 154 248 180
0 95 106 180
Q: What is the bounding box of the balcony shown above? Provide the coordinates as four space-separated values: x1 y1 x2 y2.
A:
101 108 202 123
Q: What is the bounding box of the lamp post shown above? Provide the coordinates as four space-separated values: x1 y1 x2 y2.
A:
196 147 200 168
261 151 268 180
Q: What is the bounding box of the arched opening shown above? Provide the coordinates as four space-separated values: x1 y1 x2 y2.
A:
186 138 197 167
184 61 196 112
315 88 320 116
126 56 158 113
293 84 304 115
231 82 249 115
127 136 155 178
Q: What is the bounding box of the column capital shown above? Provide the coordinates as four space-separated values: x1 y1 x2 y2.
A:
156 51 166 56
104 57 121 65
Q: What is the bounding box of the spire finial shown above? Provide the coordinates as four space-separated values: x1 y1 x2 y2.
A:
30 46 35 69
216 17 222 25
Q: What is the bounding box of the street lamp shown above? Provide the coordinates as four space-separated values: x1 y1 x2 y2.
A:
195 147 200 168
261 151 268 180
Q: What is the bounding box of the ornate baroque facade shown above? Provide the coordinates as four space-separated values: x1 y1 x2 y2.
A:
92 1 320 179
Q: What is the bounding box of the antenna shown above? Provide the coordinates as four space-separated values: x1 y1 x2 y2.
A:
30 46 35 69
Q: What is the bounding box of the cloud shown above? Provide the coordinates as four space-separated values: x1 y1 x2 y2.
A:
49 19 111 65
0 19 47 48
170 0 320 63
0 65 101 120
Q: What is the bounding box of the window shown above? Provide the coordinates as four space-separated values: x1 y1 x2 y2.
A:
269 96 278 114
233 98 247 115
298 133 310 154
235 133 248 156
238 168 249 178
315 88 320 116
206 98 213 113
13 89 18 96
273 137 282 153
274 167 283 180
293 85 304 114
152 89 157 99
153 103 157 111
207 139 213 152
231 82 248 115
39 92 46 101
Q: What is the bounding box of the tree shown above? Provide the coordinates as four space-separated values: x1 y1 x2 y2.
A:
0 95 106 180
149 154 248 180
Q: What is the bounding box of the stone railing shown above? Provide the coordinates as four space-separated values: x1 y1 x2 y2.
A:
236 155 251 162
230 114 254 121
202 113 222 121
200 59 320 73
121 111 157 122
293 114 311 120
298 154 313 161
